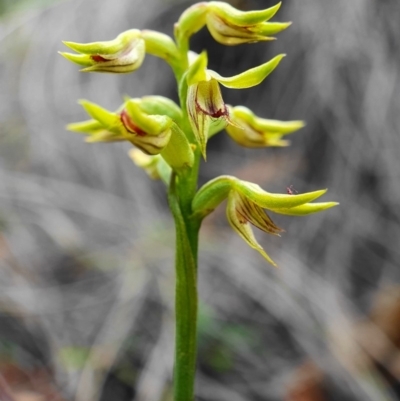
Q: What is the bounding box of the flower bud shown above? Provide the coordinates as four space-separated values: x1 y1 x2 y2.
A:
226 105 305 147
60 29 145 73
206 2 291 45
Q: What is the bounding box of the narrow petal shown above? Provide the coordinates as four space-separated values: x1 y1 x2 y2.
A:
78 100 121 130
125 100 171 136
253 119 305 135
127 129 171 155
232 106 305 135
209 2 282 26
233 191 283 235
62 30 142 55
84 131 126 143
186 83 212 158
66 119 103 133
226 192 278 267
254 21 292 36
270 202 339 216
186 51 208 86
206 13 276 45
58 52 94 67
226 121 270 147
235 181 328 210
209 54 285 89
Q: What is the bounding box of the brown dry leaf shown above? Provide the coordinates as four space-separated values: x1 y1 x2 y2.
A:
12 390 45 401
370 286 400 348
0 364 68 401
285 361 326 401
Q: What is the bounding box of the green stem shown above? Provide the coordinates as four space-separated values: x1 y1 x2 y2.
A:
168 174 200 401
169 32 202 400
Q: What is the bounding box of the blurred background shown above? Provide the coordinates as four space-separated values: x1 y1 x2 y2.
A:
1 0 400 400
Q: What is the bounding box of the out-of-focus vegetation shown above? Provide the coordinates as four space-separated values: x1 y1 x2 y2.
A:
0 0 60 16
1 0 400 400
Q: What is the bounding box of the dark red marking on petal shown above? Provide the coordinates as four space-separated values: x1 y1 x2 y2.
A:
120 109 147 136
210 108 228 118
91 55 108 62
194 84 229 119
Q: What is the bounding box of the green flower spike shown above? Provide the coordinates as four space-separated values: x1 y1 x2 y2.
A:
68 98 193 172
60 29 145 73
192 176 339 266
186 51 285 158
206 2 291 45
226 105 305 148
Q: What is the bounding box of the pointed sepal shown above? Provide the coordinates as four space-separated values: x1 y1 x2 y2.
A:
226 105 305 148
186 51 208 86
78 100 121 130
208 2 282 26
187 78 229 159
270 202 340 216
226 191 278 267
209 54 285 89
206 2 290 45
236 181 328 210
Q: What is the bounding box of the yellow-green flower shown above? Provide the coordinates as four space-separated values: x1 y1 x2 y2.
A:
60 30 145 73
226 190 283 266
174 2 290 47
186 51 285 158
68 98 193 172
192 176 338 266
206 2 291 45
226 105 305 148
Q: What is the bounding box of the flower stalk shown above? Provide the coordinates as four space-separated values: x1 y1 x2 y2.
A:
60 3 338 400
168 174 199 401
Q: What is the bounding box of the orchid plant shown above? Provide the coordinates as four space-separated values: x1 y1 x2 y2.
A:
60 2 338 400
